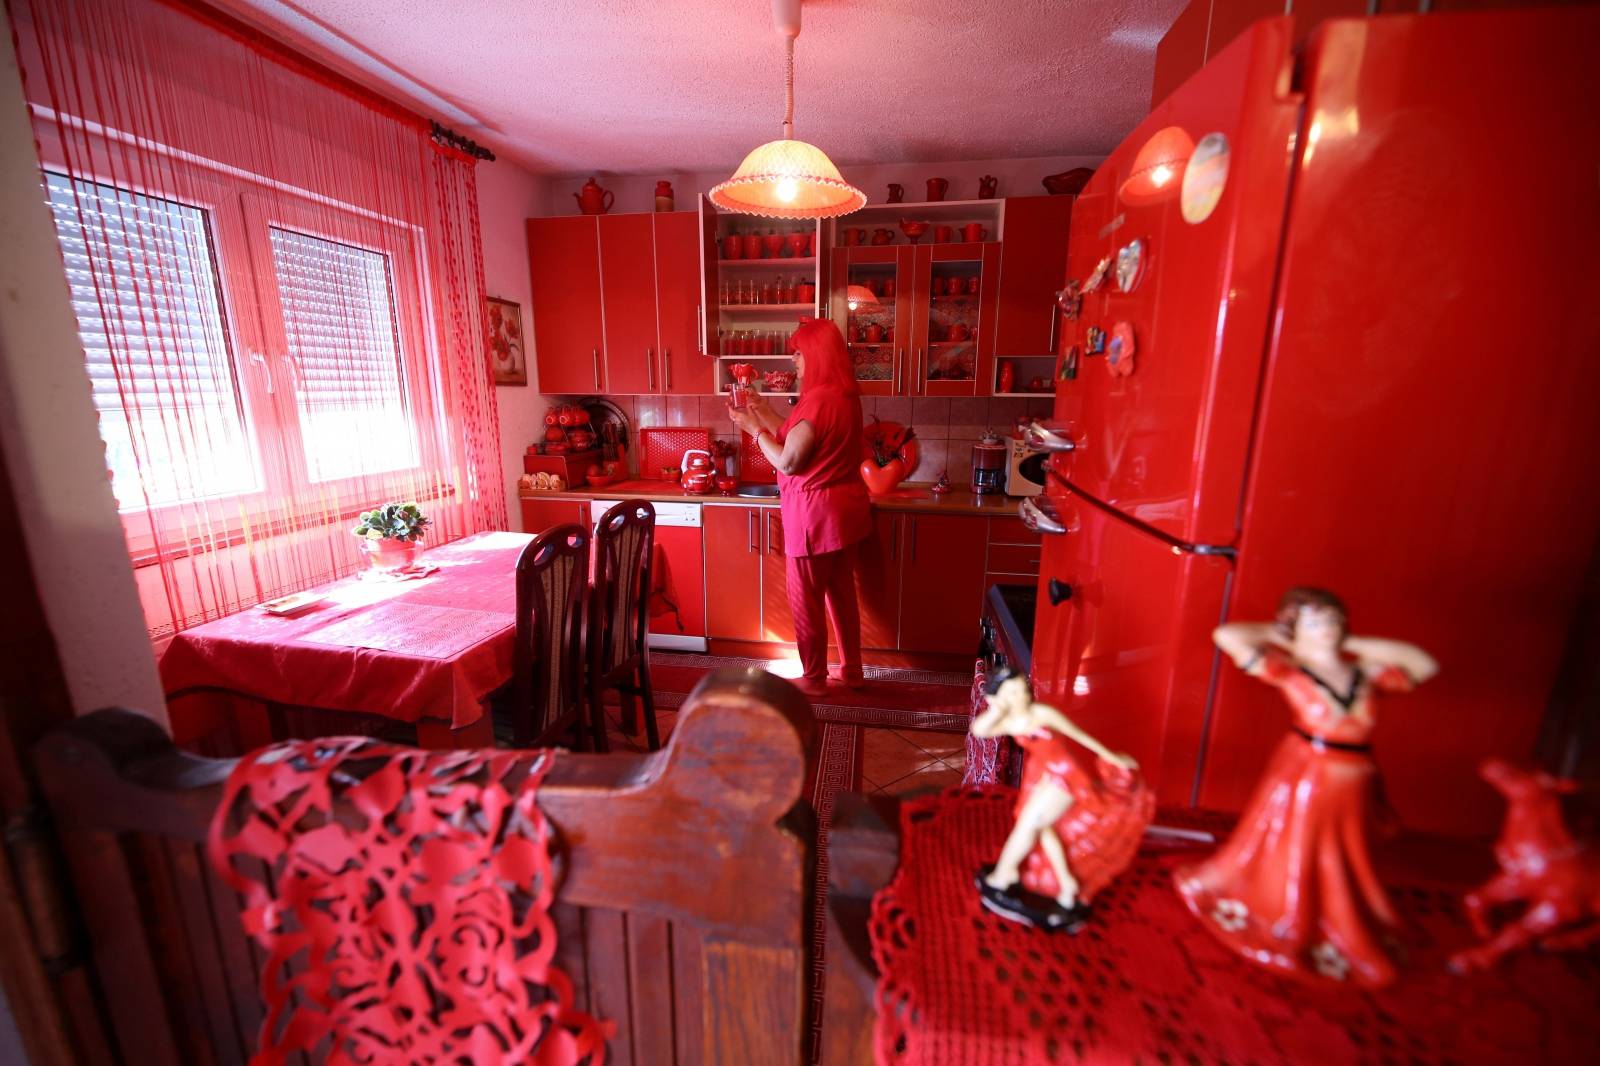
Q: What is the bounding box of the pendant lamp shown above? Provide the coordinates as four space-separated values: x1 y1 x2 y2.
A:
1118 126 1195 207
710 0 866 219
845 284 878 311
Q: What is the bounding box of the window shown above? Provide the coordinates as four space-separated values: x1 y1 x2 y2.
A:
45 172 257 509
270 227 418 482
46 171 426 519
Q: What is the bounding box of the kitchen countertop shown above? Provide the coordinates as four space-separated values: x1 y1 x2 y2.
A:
519 479 1031 518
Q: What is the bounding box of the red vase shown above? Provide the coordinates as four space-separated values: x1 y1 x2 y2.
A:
860 457 908 496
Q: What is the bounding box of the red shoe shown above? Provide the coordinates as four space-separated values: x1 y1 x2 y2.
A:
794 676 830 698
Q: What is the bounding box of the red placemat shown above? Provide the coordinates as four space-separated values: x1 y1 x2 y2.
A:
869 788 1600 1066
639 426 711 477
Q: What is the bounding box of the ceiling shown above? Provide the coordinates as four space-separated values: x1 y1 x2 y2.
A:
215 0 1187 175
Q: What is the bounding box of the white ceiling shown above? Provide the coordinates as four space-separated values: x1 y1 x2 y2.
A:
215 0 1186 174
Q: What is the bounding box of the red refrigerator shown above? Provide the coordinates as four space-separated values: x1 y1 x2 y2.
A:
1025 7 1600 836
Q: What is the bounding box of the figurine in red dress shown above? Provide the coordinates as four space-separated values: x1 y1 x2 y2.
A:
1177 588 1438 987
972 670 1154 932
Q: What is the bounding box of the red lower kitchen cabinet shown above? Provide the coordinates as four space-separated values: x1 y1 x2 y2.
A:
520 498 588 536
855 511 903 650
896 513 987 654
760 510 796 643
705 505 762 641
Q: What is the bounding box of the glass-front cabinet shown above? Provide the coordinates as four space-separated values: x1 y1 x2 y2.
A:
829 231 999 397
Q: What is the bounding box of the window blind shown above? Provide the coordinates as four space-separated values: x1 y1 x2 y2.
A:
269 226 418 483
45 171 257 509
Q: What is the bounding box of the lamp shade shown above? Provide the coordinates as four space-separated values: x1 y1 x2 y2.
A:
1118 126 1195 207
710 138 867 219
845 284 878 310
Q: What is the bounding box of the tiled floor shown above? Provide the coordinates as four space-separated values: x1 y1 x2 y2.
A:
862 727 965 796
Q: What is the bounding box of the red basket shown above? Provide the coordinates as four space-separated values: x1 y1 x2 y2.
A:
639 427 712 478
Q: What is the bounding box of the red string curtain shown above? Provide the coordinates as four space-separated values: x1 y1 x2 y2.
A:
9 0 506 639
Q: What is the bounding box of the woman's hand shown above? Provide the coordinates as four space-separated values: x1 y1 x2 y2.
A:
727 404 761 437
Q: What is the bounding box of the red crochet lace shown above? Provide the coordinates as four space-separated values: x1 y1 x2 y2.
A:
869 789 1600 1065
208 738 610 1065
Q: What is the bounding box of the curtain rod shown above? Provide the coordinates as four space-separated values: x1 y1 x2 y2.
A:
431 123 495 162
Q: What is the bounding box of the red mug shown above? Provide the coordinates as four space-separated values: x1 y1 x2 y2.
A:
934 225 953 243
796 280 816 302
722 234 742 260
926 177 949 201
962 223 986 242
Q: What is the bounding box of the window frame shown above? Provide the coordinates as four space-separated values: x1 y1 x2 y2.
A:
37 124 443 566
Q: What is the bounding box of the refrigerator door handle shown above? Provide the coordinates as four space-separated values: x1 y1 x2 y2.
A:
1024 420 1079 452
1019 496 1074 536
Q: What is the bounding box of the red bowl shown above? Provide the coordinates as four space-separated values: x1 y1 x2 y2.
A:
714 474 739 494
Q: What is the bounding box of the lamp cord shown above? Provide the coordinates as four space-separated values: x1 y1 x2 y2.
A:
782 34 795 140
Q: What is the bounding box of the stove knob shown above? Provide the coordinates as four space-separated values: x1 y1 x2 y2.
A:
1048 578 1074 606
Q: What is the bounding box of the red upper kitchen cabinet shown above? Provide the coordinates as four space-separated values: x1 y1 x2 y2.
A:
835 245 915 396
705 504 763 641
653 212 713 394
993 196 1073 360
527 216 605 393
896 513 987 654
597 213 659 394
908 242 1001 397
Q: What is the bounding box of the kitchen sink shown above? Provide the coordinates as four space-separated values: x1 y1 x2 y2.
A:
736 484 780 499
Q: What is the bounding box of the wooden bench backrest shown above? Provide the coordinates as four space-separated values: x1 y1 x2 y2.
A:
34 668 815 1066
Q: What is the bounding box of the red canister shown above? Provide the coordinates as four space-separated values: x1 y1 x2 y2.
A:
722 234 742 260
796 280 816 303
743 233 763 259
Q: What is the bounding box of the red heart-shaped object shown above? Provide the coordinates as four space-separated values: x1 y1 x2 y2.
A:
860 457 907 496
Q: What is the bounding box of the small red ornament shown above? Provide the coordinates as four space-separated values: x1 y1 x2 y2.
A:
1450 759 1600 973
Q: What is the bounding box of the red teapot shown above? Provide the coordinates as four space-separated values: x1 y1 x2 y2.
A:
574 177 614 215
681 449 716 494
871 228 894 245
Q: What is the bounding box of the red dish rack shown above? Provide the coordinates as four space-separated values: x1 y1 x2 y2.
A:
639 427 712 478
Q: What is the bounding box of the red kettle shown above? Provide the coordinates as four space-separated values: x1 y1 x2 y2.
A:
681 449 716 494
574 177 614 215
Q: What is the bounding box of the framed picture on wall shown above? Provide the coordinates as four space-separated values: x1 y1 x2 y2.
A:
487 296 527 386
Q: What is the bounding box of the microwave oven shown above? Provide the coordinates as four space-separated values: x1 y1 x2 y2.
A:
1006 438 1047 497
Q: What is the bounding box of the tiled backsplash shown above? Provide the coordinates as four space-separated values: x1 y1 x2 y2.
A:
533 394 1053 480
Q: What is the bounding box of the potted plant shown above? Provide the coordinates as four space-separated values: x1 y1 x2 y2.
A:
352 502 431 574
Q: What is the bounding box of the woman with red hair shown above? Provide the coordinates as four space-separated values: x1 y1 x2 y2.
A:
729 319 870 697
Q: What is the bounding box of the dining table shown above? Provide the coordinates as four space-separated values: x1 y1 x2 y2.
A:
159 531 535 749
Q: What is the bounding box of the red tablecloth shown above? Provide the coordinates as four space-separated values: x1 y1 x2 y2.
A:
160 532 534 730
869 789 1600 1066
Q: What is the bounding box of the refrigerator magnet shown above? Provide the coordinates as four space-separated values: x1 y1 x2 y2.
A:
1181 132 1230 224
1059 345 1080 381
1083 256 1111 293
1085 326 1107 355
1115 238 1146 293
1056 280 1083 320
1108 321 1136 377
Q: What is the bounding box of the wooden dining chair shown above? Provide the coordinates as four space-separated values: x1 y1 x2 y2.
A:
506 522 595 749
31 668 817 1066
589 499 658 752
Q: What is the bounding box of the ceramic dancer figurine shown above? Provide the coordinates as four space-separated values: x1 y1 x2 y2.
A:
972 670 1152 932
1449 759 1600 973
1177 587 1438 987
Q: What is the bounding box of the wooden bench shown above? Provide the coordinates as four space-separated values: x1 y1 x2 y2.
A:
34 667 816 1065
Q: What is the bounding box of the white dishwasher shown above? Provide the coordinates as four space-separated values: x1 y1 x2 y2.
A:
588 500 706 652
